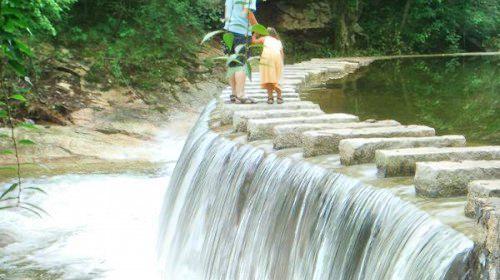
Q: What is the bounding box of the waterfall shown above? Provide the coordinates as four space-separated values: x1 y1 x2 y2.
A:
158 100 474 280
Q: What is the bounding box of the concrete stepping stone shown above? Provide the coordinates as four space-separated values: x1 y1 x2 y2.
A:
221 97 301 103
465 180 500 217
233 109 324 132
414 160 500 197
376 146 500 177
247 113 359 141
302 125 435 158
220 102 319 125
340 135 466 165
224 84 297 89
222 88 297 94
220 92 300 99
246 80 303 85
273 120 401 150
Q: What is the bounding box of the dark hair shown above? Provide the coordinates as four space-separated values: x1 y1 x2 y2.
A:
267 27 280 40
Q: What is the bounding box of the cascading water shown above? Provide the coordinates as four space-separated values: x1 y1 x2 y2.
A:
158 100 474 280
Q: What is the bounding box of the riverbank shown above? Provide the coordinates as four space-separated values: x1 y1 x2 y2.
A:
0 77 225 182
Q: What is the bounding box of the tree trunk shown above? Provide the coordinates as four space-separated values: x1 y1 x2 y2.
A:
331 0 362 54
335 13 350 53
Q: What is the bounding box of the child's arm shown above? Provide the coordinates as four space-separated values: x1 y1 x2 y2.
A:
252 34 265 45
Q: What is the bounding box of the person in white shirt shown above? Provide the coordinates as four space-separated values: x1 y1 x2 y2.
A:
223 0 258 104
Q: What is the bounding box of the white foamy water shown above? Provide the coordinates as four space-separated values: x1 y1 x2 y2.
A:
0 172 170 280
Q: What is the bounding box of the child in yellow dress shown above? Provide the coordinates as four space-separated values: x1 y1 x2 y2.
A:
253 27 284 104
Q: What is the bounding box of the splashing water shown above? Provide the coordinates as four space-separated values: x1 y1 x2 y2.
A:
158 100 474 280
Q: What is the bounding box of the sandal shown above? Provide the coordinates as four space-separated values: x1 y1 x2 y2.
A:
277 97 284 104
267 97 274 104
235 97 257 104
229 94 236 103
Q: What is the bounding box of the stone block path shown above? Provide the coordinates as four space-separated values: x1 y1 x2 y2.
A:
215 58 500 199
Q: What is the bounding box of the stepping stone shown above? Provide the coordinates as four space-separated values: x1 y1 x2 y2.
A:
222 88 297 94
233 109 324 132
465 180 500 218
376 146 500 177
414 160 500 197
302 125 435 158
247 114 359 141
228 85 296 90
220 101 319 125
221 97 301 103
273 120 401 150
340 135 466 165
220 92 300 99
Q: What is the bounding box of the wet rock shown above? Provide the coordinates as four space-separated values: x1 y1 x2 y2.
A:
376 146 500 177
233 109 324 132
414 160 500 197
341 135 466 165
273 120 400 150
220 101 318 125
247 113 359 141
465 180 500 218
303 125 435 158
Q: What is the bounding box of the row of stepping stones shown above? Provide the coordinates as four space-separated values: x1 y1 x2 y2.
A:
218 59 500 220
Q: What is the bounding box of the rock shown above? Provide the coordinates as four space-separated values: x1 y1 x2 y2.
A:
465 180 500 218
220 101 319 125
376 146 500 177
302 125 435 158
481 198 500 279
273 120 401 150
339 135 466 165
233 109 324 132
247 113 359 141
275 2 332 31
414 160 500 197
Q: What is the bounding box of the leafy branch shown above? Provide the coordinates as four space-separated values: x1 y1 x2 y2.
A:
0 0 73 216
200 0 269 80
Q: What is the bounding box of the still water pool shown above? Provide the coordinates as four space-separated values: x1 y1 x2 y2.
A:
303 56 499 145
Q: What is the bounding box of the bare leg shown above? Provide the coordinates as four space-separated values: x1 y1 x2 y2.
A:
265 83 274 104
234 70 246 99
227 73 236 102
229 74 236 95
275 85 282 98
275 85 283 104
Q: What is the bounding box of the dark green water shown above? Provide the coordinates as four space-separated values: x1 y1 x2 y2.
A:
303 56 499 145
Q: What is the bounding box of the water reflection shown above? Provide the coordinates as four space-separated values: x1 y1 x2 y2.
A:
303 56 499 144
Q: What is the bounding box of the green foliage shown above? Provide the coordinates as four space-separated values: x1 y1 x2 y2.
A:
0 0 73 216
57 0 222 92
358 0 500 54
281 0 499 55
